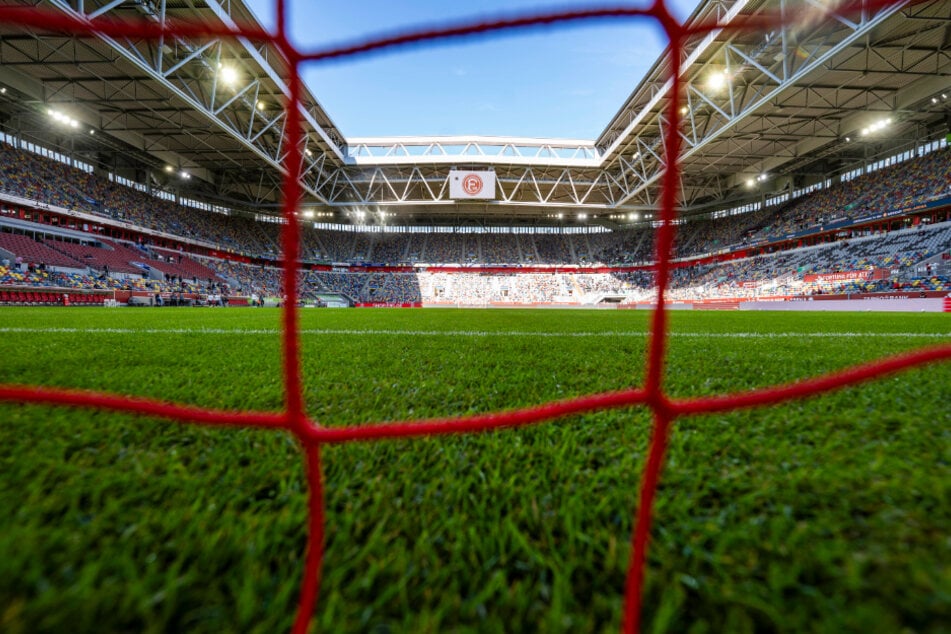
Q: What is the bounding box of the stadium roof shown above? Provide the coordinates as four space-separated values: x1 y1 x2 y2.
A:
0 0 948 226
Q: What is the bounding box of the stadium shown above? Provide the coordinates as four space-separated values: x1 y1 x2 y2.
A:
0 0 949 632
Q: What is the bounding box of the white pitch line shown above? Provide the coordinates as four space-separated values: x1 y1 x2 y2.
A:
0 327 948 339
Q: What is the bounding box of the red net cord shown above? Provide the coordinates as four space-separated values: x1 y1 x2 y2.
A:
0 2 948 633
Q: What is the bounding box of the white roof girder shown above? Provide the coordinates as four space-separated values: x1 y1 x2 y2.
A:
345 136 602 168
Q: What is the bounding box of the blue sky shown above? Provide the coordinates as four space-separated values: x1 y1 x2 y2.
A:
243 1 702 140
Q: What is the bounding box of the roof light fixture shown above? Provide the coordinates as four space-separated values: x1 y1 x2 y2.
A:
219 65 239 87
705 69 728 92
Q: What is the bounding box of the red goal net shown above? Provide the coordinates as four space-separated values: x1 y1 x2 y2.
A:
0 1 948 632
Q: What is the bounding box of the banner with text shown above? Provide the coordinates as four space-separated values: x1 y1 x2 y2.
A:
803 269 889 283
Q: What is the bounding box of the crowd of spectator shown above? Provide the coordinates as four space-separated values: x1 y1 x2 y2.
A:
745 148 951 243
1 136 949 304
0 262 223 296
0 140 280 254
418 272 570 304
3 132 948 269
662 221 951 299
533 234 575 264
1 221 947 304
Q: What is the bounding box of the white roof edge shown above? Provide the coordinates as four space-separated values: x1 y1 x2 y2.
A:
348 155 602 168
346 135 597 147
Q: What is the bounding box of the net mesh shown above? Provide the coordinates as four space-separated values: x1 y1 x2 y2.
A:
1 1 949 633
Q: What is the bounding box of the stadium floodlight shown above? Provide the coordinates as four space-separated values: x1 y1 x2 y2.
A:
304 149 313 157
164 165 174 173
746 178 755 188
89 129 94 135
578 213 588 220
302 210 314 219
219 65 239 87
680 106 688 115
256 101 266 111
705 69 728 92
180 171 190 179
556 213 563 219
861 117 891 137
0 87 6 94
47 108 81 129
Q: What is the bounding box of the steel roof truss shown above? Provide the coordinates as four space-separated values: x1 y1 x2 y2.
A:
160 41 214 81
610 0 908 207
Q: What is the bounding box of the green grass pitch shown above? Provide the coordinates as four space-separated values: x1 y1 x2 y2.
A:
0 308 949 633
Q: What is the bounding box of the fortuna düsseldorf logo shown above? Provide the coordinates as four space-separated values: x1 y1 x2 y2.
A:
462 173 483 196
